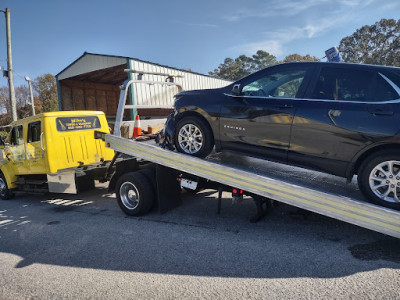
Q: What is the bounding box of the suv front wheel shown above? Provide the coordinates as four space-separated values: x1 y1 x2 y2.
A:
174 116 214 158
358 150 400 210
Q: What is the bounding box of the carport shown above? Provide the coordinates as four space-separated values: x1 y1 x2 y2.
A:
56 52 230 120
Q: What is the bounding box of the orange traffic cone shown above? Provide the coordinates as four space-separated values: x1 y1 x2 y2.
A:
132 115 142 137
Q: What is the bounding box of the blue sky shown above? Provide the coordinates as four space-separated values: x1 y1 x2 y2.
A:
0 0 399 87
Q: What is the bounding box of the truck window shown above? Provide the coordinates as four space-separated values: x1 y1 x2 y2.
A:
10 125 23 146
28 121 41 143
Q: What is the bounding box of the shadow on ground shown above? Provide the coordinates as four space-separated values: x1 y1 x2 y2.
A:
0 183 399 279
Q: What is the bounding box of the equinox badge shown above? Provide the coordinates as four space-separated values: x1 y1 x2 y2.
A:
224 125 246 131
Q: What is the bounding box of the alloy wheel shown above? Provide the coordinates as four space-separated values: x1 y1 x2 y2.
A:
177 123 203 154
369 160 400 203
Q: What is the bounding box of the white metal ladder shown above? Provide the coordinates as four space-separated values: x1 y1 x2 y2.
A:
114 69 184 137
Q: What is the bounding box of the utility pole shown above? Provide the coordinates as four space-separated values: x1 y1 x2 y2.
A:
2 8 17 122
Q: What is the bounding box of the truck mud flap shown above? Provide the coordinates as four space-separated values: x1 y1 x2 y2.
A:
47 171 77 194
156 165 182 213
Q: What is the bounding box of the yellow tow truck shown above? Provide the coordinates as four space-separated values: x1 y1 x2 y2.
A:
0 111 114 199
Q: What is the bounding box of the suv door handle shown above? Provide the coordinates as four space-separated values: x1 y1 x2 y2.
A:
370 109 393 116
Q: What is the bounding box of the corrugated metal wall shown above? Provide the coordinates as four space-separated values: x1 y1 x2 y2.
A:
129 59 230 109
57 53 231 117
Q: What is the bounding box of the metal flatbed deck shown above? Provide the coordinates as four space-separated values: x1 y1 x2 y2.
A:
105 134 400 239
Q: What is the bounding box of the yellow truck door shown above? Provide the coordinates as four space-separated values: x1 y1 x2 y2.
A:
26 120 47 174
5 125 28 175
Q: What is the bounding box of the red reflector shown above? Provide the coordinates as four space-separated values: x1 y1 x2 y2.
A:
240 190 243 194
233 189 237 194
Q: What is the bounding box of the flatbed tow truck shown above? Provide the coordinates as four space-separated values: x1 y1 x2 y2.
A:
97 72 400 239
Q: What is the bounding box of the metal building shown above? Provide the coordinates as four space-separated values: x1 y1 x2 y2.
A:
56 52 231 119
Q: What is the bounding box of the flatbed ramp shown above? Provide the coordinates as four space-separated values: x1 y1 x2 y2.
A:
105 134 400 239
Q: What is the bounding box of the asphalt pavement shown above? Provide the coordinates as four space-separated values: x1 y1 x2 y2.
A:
0 161 399 299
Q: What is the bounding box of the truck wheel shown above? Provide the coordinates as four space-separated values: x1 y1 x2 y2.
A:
358 150 400 210
0 173 13 200
116 172 154 216
174 116 214 158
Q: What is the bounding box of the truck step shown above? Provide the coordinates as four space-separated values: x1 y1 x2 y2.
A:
17 186 49 193
13 179 47 185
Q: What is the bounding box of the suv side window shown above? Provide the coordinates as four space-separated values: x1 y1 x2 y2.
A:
242 67 309 98
28 121 41 143
311 67 374 101
10 125 23 146
385 70 400 89
372 75 399 101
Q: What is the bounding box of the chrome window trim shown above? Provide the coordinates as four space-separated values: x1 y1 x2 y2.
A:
223 94 400 104
379 72 400 97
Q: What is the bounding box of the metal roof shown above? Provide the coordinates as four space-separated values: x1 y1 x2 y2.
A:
56 52 228 81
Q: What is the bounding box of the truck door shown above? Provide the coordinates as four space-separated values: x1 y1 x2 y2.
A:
26 121 47 174
5 125 28 175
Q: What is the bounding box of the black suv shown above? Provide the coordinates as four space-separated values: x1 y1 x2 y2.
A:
163 62 400 209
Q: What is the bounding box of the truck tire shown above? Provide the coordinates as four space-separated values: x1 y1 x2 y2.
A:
0 173 13 200
139 167 157 191
116 172 154 216
358 150 400 210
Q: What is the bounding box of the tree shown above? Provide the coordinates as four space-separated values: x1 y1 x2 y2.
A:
0 85 40 125
209 50 277 81
251 50 278 70
339 19 400 66
33 73 59 112
14 85 32 119
281 54 320 63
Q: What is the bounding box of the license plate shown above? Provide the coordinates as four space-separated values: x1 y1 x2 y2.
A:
180 179 198 190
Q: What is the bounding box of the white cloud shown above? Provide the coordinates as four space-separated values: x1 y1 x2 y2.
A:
230 0 379 58
235 15 344 57
381 1 400 9
224 0 376 22
224 0 328 21
238 40 285 57
338 0 375 6
188 23 218 28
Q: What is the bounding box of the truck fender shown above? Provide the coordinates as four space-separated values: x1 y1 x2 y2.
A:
0 164 18 189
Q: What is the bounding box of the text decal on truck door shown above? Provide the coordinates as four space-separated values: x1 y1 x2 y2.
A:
56 116 101 132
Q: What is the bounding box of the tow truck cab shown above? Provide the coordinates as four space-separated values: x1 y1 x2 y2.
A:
0 111 114 195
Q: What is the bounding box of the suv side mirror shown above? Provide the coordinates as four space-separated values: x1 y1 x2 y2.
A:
231 84 241 96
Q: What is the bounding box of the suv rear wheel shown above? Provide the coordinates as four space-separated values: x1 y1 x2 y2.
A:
174 116 214 158
358 150 400 210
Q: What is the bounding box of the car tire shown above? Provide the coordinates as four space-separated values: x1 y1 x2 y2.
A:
174 116 214 158
358 150 400 210
0 172 13 200
116 172 155 216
